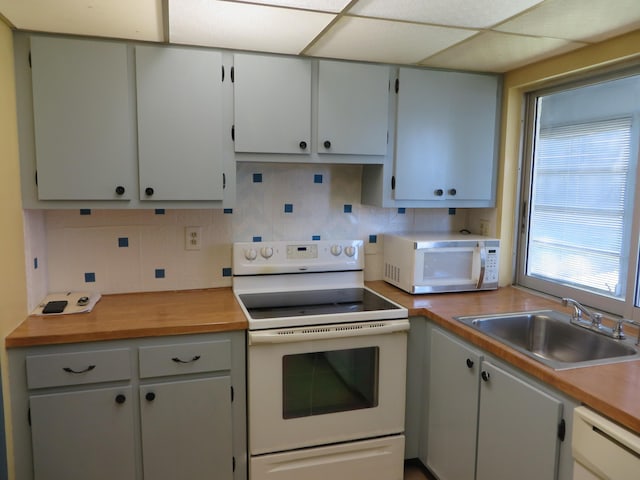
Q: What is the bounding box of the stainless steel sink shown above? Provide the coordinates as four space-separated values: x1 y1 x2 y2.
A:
455 310 640 370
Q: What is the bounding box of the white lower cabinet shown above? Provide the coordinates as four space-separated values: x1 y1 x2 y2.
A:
140 377 233 480
426 328 481 480
423 326 567 480
9 332 246 480
30 386 137 480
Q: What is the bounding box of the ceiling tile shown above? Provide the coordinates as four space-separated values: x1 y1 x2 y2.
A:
306 16 477 64
495 0 640 43
0 0 163 41
421 31 586 73
348 0 545 29
169 0 335 54
230 0 351 13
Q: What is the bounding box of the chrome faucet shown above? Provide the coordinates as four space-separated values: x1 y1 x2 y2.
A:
561 297 630 340
562 298 603 328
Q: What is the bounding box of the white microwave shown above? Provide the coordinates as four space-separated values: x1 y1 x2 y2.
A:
383 232 500 294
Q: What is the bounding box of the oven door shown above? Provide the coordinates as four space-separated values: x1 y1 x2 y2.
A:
247 319 409 455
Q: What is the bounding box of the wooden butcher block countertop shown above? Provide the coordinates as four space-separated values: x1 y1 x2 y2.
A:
367 281 640 435
7 282 640 434
5 288 247 348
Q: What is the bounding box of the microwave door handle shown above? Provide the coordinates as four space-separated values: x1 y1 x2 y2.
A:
476 241 486 289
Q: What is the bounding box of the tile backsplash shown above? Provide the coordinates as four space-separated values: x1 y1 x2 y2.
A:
23 163 469 309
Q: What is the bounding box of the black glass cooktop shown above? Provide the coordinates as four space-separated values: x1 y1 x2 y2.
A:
239 288 401 319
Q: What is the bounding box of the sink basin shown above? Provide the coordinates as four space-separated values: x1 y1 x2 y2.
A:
455 310 640 370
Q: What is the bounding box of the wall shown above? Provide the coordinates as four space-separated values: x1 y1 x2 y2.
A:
30 162 468 301
0 18 27 479
496 29 640 284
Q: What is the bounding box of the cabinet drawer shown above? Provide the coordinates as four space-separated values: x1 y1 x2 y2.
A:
138 340 231 378
26 348 131 389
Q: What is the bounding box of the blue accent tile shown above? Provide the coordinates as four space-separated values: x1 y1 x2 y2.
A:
343 204 352 213
224 208 233 214
253 173 263 183
369 235 378 244
449 208 457 215
284 203 293 213
397 208 406 214
312 235 321 241
118 237 129 248
84 272 96 283
34 257 38 269
155 209 165 215
253 236 262 242
222 267 232 277
80 209 91 215
314 174 323 184
155 269 165 279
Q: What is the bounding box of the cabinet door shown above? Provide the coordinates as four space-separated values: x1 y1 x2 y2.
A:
233 54 311 154
136 46 225 201
140 376 233 480
394 68 498 202
425 328 482 480
30 36 135 200
317 61 390 155
476 361 562 480
29 386 136 480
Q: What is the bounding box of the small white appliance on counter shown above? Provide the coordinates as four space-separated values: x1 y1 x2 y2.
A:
383 232 500 294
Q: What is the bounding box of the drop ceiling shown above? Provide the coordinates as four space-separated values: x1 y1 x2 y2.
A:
1 0 640 73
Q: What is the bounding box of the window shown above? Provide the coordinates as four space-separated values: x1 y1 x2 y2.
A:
518 72 640 318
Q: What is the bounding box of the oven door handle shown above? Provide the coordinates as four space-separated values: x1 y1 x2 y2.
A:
248 320 410 344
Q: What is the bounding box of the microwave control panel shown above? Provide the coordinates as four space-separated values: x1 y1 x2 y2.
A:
484 247 499 284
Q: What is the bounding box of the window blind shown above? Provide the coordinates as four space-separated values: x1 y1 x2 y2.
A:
527 116 633 298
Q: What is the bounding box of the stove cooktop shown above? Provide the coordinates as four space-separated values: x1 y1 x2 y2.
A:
239 288 402 320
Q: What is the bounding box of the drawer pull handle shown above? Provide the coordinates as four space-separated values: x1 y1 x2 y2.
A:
63 365 96 374
171 355 201 364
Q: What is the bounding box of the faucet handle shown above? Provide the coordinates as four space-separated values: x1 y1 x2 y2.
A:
612 318 626 339
622 319 640 346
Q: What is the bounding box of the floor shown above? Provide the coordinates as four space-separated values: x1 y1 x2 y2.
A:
404 461 436 480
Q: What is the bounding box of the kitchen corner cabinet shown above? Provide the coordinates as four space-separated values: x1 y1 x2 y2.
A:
135 45 225 202
8 331 246 480
423 326 568 480
394 68 499 203
317 60 390 156
29 35 137 201
361 67 501 208
233 53 312 154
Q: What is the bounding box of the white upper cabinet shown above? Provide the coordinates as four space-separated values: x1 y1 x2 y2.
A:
317 60 390 156
135 45 225 201
233 53 312 154
393 67 500 203
30 36 136 201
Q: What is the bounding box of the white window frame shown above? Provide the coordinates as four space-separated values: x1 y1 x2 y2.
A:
517 69 640 321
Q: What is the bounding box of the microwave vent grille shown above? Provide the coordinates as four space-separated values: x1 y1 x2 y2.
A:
384 262 400 283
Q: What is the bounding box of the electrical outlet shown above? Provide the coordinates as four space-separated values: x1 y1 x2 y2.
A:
185 226 202 250
479 219 490 237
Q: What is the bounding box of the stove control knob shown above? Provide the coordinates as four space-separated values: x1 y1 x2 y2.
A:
344 246 357 257
330 244 343 256
260 247 274 259
244 248 258 261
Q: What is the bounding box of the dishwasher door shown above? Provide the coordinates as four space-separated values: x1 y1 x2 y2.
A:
572 406 640 479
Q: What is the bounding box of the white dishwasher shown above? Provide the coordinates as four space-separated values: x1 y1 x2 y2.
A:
573 406 640 479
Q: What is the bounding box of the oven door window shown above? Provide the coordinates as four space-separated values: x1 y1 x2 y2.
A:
282 347 379 419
